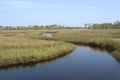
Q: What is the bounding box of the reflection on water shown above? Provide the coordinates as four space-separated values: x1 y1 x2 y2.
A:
41 33 53 37
0 46 120 80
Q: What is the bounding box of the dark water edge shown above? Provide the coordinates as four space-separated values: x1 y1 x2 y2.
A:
0 46 120 80
0 51 72 70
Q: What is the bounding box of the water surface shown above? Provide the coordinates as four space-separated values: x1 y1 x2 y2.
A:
0 46 120 80
41 33 53 37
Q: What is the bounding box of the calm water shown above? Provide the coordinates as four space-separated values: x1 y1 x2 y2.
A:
41 33 53 37
0 46 120 80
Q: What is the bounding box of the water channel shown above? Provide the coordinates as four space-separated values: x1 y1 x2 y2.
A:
0 46 120 80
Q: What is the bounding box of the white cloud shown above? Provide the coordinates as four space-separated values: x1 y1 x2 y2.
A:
0 0 34 9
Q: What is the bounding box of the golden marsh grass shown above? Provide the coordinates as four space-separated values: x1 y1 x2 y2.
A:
32 29 120 61
0 31 75 67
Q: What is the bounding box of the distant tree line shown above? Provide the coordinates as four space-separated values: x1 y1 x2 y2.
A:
0 24 83 30
0 24 64 30
84 20 120 29
1 20 119 30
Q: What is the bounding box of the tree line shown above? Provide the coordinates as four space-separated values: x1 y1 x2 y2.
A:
1 20 120 30
0 24 66 30
0 24 83 30
84 20 120 29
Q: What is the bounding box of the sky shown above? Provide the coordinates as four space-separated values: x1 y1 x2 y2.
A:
0 0 120 26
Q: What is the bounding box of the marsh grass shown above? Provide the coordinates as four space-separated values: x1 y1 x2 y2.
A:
0 33 75 67
32 29 120 61
1 29 120 67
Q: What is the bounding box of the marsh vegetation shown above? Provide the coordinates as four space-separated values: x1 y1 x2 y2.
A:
32 29 120 61
0 28 120 67
0 30 75 67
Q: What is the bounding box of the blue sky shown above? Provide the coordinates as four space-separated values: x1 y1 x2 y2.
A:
0 0 120 26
